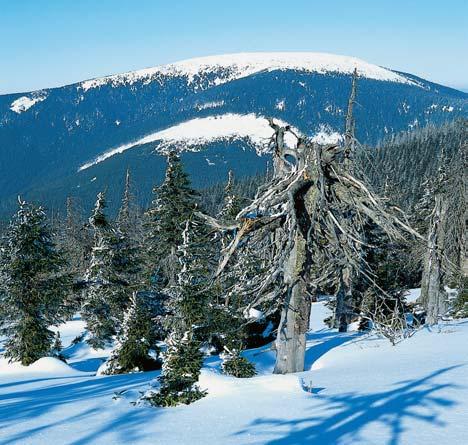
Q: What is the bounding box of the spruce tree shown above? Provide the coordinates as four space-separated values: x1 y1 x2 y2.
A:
145 331 205 406
145 152 199 287
56 196 89 318
0 199 70 365
218 171 242 226
453 280 468 318
101 292 161 374
51 332 67 362
82 192 121 348
64 196 89 275
144 216 213 406
171 217 214 332
116 169 140 239
221 347 256 378
113 170 143 317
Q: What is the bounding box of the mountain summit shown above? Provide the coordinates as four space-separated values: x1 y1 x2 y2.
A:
78 52 417 91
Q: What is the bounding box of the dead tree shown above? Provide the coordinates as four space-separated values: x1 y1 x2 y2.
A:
333 68 360 332
420 187 447 324
359 287 412 345
200 113 422 374
420 142 467 323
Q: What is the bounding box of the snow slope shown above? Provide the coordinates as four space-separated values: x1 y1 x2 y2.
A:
0 303 467 444
78 114 295 170
79 114 342 171
80 52 419 91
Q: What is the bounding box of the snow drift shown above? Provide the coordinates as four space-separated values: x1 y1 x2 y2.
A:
0 356 86 376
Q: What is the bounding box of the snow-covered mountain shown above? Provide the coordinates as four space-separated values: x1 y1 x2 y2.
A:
0 52 466 215
78 52 417 91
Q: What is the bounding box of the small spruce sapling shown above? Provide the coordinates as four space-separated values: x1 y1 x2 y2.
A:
51 332 67 362
221 347 256 378
142 332 206 407
102 292 161 375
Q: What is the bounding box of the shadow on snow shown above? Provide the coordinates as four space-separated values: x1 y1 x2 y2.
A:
235 365 462 445
0 371 159 445
304 331 359 371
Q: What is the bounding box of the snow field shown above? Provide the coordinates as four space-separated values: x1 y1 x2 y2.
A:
0 300 467 444
79 114 343 171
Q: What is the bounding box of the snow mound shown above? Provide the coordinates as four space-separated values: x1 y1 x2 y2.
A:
78 114 299 171
27 357 78 374
80 52 418 91
0 356 84 376
96 361 111 376
198 369 302 397
10 93 47 113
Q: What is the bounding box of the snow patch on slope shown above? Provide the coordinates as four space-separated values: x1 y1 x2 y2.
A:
310 124 343 145
78 113 300 171
195 100 224 110
10 93 47 113
79 52 418 91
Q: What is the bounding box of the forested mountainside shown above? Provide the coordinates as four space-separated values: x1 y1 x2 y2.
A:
0 52 466 216
362 119 467 209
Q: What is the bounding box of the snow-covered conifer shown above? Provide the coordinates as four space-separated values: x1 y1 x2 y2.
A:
144 152 199 287
453 286 468 319
0 198 71 365
221 347 256 378
51 332 67 362
142 331 206 407
145 216 214 406
58 197 90 317
102 292 160 374
112 170 143 316
82 191 122 348
218 171 241 222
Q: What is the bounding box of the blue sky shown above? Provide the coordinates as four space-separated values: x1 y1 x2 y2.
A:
1 0 466 94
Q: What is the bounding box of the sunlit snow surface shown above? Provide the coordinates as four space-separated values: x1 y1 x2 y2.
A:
10 94 47 113
79 114 342 171
1 300 467 444
80 52 418 91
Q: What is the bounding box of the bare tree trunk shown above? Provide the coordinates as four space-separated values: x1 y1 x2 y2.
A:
421 194 447 324
334 69 359 332
334 266 353 332
274 234 311 374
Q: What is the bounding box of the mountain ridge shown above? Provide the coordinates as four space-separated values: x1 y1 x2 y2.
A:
3 52 427 98
0 52 466 217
